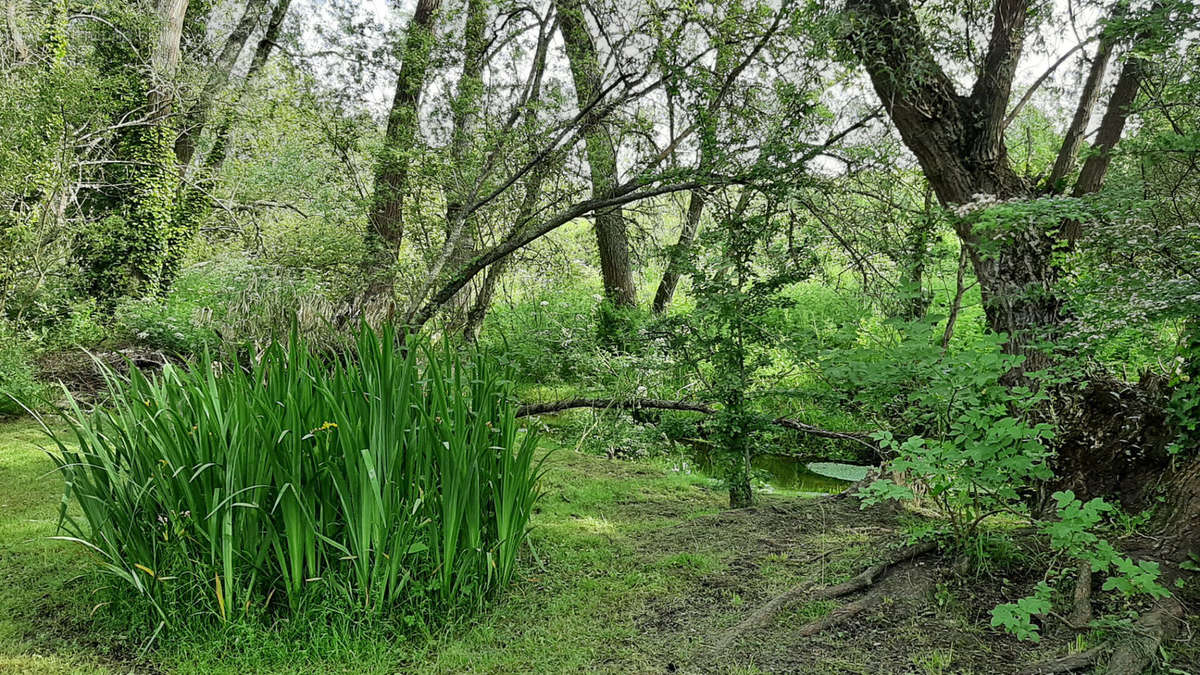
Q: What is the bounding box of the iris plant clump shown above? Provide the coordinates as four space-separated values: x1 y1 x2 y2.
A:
42 325 543 625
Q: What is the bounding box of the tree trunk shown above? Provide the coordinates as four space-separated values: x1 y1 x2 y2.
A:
417 0 489 327
362 0 442 314
461 259 505 342
203 0 292 175
554 0 637 308
174 0 272 171
5 0 28 62
898 188 935 320
652 188 706 314
1046 33 1116 191
1069 49 1146 197
846 0 1055 370
445 0 487 228
150 0 189 120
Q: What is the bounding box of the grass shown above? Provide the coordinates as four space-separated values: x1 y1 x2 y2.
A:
0 421 731 673
4 420 1195 673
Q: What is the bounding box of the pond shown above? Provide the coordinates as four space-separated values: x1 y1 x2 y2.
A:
684 446 872 494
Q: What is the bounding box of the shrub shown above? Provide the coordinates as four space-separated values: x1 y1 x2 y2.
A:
41 325 544 625
0 321 44 417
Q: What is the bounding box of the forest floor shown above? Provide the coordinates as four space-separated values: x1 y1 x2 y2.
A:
0 419 1196 674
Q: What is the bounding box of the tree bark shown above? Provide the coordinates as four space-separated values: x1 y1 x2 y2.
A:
364 0 443 307
150 0 190 120
1069 50 1146 197
652 187 706 314
174 0 272 171
554 0 637 308
445 0 487 227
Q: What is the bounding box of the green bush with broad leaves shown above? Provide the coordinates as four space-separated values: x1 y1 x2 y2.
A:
38 325 545 625
990 491 1170 642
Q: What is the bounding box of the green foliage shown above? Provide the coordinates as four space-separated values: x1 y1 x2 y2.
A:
39 325 544 625
0 321 45 418
76 123 181 300
839 326 1055 545
1042 491 1168 598
673 190 806 507
990 491 1170 642
1168 321 1199 453
989 582 1052 642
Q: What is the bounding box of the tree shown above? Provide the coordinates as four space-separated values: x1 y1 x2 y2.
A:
363 0 443 314
553 0 637 309
842 0 1200 667
74 0 191 300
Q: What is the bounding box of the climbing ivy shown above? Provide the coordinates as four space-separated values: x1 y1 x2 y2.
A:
71 3 188 302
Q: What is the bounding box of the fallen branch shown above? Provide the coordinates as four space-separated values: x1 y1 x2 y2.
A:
710 539 936 652
516 397 878 450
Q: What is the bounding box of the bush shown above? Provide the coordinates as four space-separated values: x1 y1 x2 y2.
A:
0 321 44 417
42 325 544 625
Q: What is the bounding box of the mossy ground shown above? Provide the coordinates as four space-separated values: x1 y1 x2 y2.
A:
0 420 1196 673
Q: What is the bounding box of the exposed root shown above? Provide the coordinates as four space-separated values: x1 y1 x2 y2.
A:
795 574 933 637
1017 646 1103 674
710 539 936 652
1019 595 1186 675
1066 559 1092 628
1105 596 1185 675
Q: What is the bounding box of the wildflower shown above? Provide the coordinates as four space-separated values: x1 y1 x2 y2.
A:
540 301 549 306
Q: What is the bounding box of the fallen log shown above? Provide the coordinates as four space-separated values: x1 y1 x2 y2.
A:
515 397 879 451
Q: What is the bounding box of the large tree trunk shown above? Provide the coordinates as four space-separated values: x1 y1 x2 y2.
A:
846 0 1199 579
83 0 189 299
845 0 1060 371
554 0 637 308
362 0 442 314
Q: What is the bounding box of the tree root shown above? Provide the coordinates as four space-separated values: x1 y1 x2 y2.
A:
1017 646 1103 674
1019 595 1185 675
1066 559 1092 628
1106 596 1185 675
710 540 936 651
796 574 933 637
